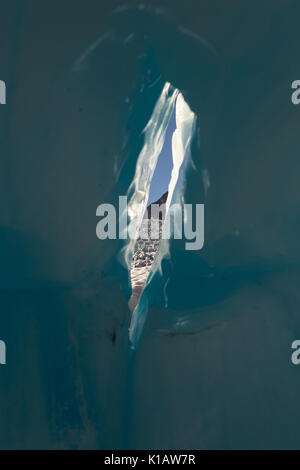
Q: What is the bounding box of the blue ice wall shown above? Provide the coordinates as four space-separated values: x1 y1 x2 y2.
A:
1 0 300 450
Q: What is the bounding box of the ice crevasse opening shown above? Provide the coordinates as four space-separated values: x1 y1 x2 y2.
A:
120 82 197 348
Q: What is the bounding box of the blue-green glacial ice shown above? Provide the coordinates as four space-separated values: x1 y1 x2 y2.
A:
1 0 300 450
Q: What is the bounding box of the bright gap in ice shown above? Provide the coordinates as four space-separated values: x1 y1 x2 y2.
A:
147 105 177 205
124 83 196 345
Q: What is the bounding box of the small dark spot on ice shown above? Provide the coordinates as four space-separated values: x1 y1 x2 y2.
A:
109 329 117 344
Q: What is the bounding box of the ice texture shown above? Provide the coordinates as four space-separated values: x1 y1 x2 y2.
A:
1 0 300 451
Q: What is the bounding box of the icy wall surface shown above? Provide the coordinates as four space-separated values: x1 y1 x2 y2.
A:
167 92 196 212
1 0 300 450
